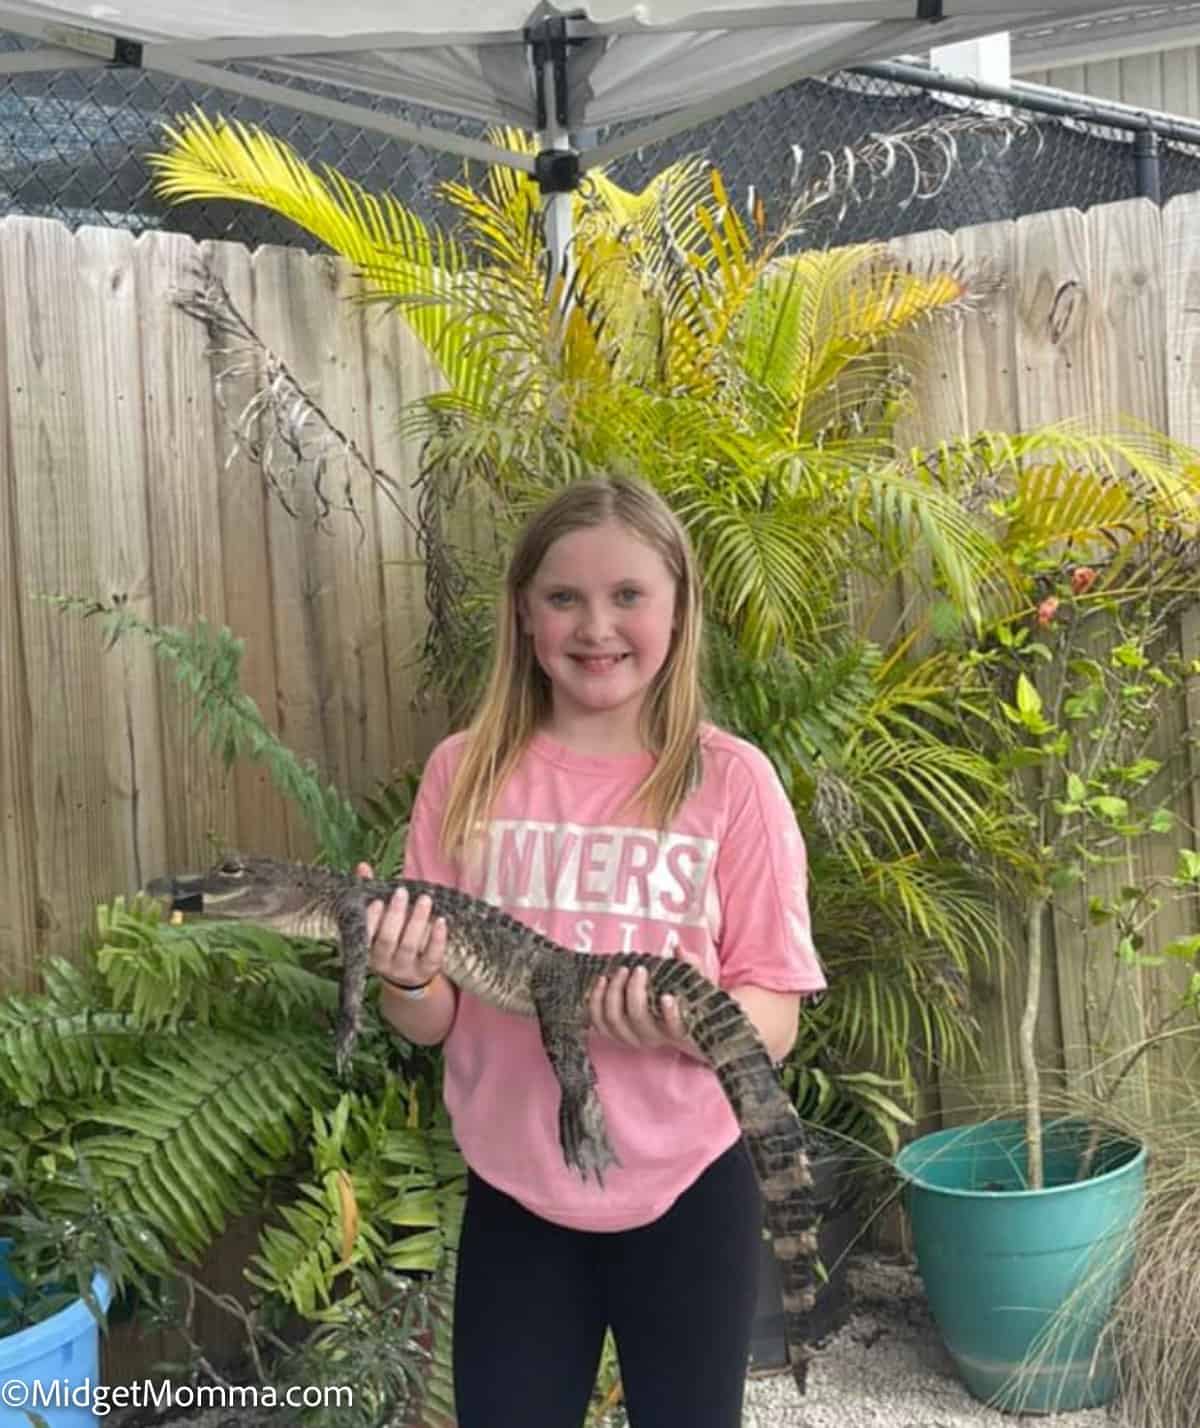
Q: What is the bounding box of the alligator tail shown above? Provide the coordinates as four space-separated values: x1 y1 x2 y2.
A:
683 980 818 1396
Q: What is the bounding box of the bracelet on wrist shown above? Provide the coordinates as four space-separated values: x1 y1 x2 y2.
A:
378 972 435 999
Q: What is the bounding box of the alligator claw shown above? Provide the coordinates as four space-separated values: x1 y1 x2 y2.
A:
559 1087 620 1185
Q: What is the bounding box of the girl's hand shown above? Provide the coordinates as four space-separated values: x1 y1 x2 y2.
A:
588 964 701 1058
356 862 448 990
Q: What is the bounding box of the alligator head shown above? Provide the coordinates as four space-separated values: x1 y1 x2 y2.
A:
144 853 338 933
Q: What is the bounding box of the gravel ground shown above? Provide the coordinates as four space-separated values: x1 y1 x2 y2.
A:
109 1253 1122 1428
744 1255 1118 1428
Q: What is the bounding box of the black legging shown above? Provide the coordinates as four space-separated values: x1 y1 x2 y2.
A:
452 1139 762 1428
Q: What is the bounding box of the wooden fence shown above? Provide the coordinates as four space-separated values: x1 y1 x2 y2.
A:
0 220 450 992
2 192 1200 1123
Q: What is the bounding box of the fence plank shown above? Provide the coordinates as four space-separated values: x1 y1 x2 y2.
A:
322 262 394 806
890 228 970 445
362 308 449 778
1089 198 1166 429
74 226 168 898
1087 196 1171 1123
957 218 1020 437
1013 205 1098 431
1164 190 1200 852
1 217 116 967
1160 190 1200 1116
1011 205 1101 1094
135 229 236 866
0 223 39 989
197 239 290 859
248 246 342 859
941 216 1027 1118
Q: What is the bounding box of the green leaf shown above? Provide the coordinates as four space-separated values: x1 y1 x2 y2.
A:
1176 849 1200 883
1087 897 1114 925
1119 758 1162 784
1015 672 1043 724
1087 796 1128 822
1066 772 1087 803
1111 642 1148 669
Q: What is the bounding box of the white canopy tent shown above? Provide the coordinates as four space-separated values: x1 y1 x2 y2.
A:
0 1 1158 273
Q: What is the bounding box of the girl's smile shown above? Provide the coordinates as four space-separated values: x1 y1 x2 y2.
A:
571 652 630 673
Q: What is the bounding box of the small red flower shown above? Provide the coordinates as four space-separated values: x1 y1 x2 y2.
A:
1070 566 1097 596
1036 596 1059 627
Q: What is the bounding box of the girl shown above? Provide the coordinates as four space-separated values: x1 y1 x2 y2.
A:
361 474 825 1428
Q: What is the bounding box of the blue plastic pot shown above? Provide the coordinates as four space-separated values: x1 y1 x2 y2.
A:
895 1118 1145 1414
0 1240 113 1427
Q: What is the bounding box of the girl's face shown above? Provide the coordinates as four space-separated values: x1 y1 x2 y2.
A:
520 520 678 744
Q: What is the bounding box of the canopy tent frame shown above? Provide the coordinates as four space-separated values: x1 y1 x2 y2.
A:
0 2 1158 278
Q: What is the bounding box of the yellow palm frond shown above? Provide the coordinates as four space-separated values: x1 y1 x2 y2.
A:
740 246 975 442
151 110 554 419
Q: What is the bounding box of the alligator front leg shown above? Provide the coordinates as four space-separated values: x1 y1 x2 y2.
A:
333 900 372 1076
531 965 620 1185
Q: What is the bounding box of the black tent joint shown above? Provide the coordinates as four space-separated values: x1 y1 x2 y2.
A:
535 147 581 193
111 37 144 67
917 0 944 19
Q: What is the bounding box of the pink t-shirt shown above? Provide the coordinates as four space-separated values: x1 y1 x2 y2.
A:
402 722 826 1232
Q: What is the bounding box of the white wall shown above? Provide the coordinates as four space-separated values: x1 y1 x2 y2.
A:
1017 46 1200 120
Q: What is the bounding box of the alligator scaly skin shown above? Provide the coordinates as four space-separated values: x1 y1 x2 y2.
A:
150 856 819 1392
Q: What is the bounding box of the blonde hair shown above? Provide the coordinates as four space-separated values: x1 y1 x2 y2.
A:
438 475 706 862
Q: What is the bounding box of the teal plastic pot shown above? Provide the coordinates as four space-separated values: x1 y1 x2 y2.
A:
895 1119 1145 1414
0 1240 113 1427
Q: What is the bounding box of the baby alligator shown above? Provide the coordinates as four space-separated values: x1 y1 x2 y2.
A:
147 853 819 1392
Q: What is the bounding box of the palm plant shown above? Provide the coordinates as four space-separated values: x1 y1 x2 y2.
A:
147 112 1173 1159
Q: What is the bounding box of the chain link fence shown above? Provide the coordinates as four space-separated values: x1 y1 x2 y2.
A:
3 29 1200 252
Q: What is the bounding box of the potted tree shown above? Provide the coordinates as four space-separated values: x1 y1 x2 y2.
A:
895 452 1200 1413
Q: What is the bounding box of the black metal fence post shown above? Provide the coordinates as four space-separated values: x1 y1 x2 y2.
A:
1134 127 1162 203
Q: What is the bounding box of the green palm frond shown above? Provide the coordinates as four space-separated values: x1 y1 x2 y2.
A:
806 855 990 1088
1003 453 1200 579
584 151 714 252
670 481 841 653
851 464 1011 626
702 625 880 780
786 1066 915 1156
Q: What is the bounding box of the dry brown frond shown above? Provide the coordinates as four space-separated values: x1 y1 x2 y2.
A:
173 263 412 539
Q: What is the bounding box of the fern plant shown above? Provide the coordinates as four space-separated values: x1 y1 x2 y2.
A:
0 879 460 1425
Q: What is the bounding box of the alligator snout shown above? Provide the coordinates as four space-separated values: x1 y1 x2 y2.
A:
143 874 205 913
